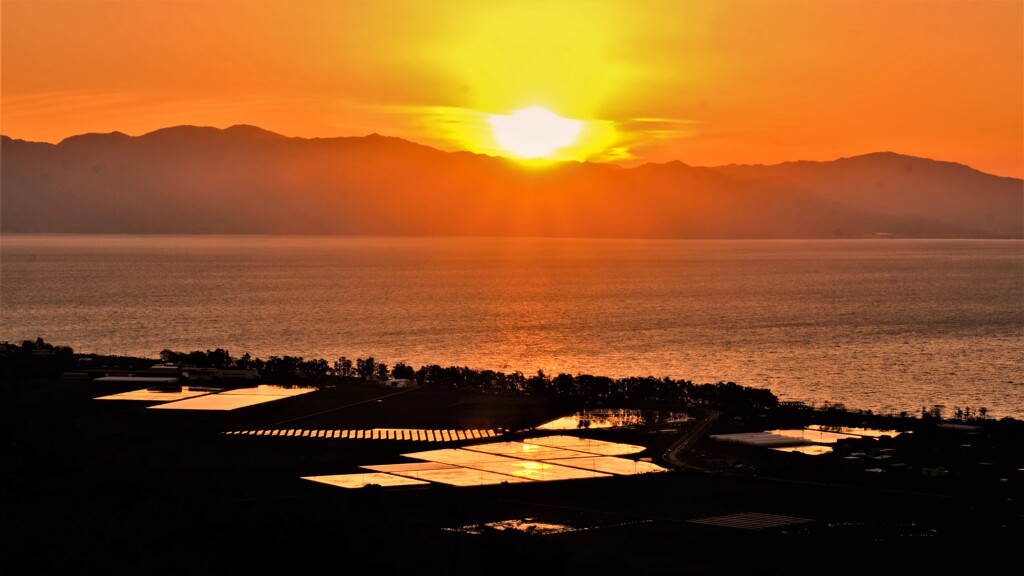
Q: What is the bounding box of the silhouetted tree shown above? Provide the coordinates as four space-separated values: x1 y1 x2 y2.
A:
264 355 303 382
235 352 254 369
507 371 526 393
301 358 330 380
552 373 575 397
334 356 354 377
356 357 377 380
391 361 414 380
527 370 550 395
205 348 233 369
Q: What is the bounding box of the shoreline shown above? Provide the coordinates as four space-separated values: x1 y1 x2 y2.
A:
2 344 1021 574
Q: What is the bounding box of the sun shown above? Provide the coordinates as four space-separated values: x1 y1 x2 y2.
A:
487 107 584 160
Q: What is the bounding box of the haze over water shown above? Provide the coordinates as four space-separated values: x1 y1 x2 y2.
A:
2 234 1022 420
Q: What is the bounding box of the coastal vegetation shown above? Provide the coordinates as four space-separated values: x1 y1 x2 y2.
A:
1 338 1010 429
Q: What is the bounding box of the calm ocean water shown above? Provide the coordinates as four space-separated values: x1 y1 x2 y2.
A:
2 234 1022 419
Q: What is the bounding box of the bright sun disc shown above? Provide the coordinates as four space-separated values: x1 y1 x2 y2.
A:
488 107 583 159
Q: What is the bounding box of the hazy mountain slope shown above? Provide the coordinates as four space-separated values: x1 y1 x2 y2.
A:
2 126 1020 238
713 152 1023 238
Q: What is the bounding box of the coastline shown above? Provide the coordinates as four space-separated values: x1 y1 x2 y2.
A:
4 235 1022 421
3 341 1020 575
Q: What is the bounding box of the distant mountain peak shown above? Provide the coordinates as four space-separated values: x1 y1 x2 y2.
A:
836 151 933 163
635 159 692 170
139 124 222 139
58 130 131 145
715 151 985 175
223 124 286 139
362 132 413 144
830 151 998 177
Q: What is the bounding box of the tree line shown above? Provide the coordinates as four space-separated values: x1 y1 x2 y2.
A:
155 346 779 409
3 339 1015 423
18 339 996 421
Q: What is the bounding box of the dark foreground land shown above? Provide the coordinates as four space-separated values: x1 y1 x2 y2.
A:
2 354 1022 575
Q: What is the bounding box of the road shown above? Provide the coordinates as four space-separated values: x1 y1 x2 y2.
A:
660 408 720 469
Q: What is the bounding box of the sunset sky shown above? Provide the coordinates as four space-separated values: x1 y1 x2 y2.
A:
2 0 1022 177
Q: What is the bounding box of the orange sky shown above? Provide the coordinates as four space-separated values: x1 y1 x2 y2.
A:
2 0 1022 177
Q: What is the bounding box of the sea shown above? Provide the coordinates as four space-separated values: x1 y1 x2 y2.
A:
2 234 1022 420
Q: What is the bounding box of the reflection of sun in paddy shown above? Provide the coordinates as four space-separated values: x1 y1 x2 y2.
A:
301 435 667 489
98 384 318 411
149 384 316 410
709 425 903 457
445 518 578 535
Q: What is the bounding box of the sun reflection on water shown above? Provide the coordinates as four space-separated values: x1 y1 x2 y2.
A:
537 408 692 430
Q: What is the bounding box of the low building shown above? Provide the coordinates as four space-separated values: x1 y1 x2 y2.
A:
173 365 259 381
93 375 180 387
218 369 259 380
181 367 218 381
148 363 182 376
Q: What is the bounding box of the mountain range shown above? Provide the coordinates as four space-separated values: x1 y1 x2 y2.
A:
2 124 1021 238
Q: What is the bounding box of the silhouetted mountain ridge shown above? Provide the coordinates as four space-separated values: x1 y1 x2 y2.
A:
2 125 1021 238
